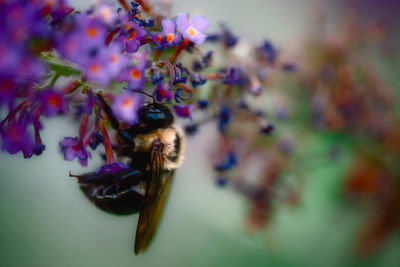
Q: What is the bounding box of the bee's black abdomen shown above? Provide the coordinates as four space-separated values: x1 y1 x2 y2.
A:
80 184 144 215
74 167 147 215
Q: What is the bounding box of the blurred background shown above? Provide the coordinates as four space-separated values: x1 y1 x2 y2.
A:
0 0 399 266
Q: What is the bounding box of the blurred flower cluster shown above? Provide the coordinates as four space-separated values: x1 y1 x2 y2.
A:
299 8 400 256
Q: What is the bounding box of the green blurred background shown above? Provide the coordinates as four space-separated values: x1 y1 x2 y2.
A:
0 1 399 266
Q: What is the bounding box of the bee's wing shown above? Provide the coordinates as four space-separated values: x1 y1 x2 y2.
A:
134 147 174 254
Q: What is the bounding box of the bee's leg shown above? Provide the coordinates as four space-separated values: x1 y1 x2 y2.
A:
97 92 135 147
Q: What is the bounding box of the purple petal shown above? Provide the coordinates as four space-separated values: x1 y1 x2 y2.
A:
79 157 88 166
64 148 76 161
155 84 173 102
191 32 207 44
111 90 142 125
162 19 176 34
125 39 141 53
96 162 130 173
176 13 190 32
192 15 209 32
173 104 192 119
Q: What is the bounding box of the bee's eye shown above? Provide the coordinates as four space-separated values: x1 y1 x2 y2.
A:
139 103 173 128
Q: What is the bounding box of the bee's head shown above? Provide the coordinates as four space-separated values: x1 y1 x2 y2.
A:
138 103 173 130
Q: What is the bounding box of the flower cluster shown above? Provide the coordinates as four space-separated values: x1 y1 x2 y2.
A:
0 0 72 158
0 0 298 235
298 10 400 256
0 0 211 162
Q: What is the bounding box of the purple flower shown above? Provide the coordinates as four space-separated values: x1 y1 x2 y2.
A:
89 131 103 150
96 162 130 173
45 0 74 23
111 90 142 125
18 54 47 80
174 88 184 103
223 67 240 85
173 63 187 84
2 1 49 43
56 13 107 66
149 67 164 84
173 104 192 119
37 88 68 117
218 105 230 133
105 43 130 77
154 84 172 102
202 51 213 67
0 117 35 158
59 136 92 166
0 76 16 109
75 13 106 46
162 19 181 45
0 38 46 82
197 99 209 109
82 53 112 85
176 13 209 44
117 65 147 90
115 18 147 53
189 72 207 88
215 152 237 171
151 32 164 48
257 40 277 63
207 24 238 48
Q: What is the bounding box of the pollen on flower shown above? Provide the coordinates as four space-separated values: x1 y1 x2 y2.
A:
110 53 118 63
122 97 132 108
48 95 61 106
86 26 98 38
89 63 100 73
187 27 197 37
126 30 137 40
166 33 174 42
130 69 141 79
156 34 162 42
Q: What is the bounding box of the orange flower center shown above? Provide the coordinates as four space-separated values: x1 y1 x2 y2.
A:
187 27 197 37
86 26 98 38
122 97 132 108
110 53 118 63
126 30 137 41
48 95 60 106
166 33 174 42
89 63 100 73
130 69 141 79
155 34 162 42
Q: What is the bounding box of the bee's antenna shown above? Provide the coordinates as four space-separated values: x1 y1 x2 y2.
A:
132 90 156 103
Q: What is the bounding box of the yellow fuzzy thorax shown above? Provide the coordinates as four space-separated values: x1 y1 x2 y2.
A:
133 125 184 170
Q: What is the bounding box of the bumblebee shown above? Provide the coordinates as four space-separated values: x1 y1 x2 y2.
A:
71 93 184 254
